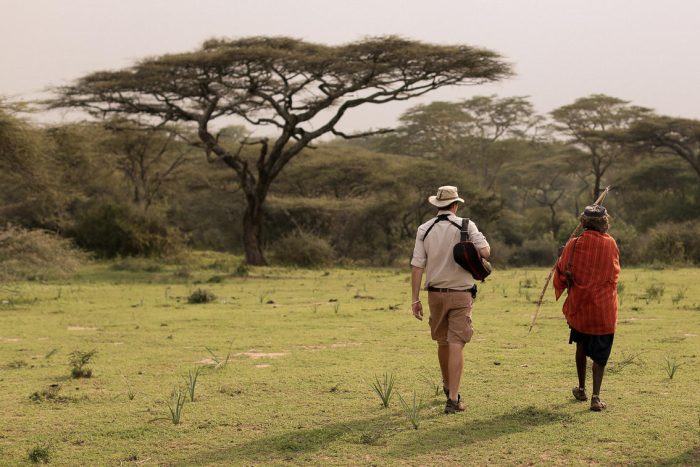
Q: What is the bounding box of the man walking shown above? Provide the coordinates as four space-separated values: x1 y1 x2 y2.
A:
554 205 620 411
410 186 490 414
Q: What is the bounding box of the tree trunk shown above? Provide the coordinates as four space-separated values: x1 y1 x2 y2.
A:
242 193 267 266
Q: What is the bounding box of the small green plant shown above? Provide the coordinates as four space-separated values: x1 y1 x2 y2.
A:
671 287 687 306
333 302 340 314
123 375 135 400
69 350 97 378
370 372 395 408
27 444 50 464
188 288 216 304
233 263 249 277
617 282 625 305
205 341 233 369
6 359 28 369
358 429 385 445
664 355 681 379
166 387 187 425
173 267 192 279
421 375 442 397
29 384 62 402
645 284 665 304
184 366 202 402
398 390 422 430
44 348 58 359
258 289 275 304
607 351 644 374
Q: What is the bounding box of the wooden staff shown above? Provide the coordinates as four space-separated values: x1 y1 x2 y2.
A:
527 186 611 335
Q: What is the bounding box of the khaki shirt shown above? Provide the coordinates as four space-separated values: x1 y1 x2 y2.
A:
411 210 490 289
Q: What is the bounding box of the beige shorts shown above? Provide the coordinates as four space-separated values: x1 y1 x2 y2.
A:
428 291 474 346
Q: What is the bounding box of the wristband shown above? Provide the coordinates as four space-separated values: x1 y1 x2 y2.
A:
412 300 421 305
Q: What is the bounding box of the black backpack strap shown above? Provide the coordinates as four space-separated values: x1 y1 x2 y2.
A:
460 218 470 242
422 214 462 241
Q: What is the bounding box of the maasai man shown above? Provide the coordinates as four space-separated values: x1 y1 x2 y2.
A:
554 205 620 411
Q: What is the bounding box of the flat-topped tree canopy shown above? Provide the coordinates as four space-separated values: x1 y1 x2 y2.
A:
50 35 512 264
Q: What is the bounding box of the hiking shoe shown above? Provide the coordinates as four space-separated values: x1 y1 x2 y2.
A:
572 387 588 401
590 395 607 412
444 396 465 414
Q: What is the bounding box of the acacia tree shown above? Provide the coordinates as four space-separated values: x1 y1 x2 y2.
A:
622 116 700 180
51 36 511 264
551 94 652 198
101 121 195 211
369 95 542 189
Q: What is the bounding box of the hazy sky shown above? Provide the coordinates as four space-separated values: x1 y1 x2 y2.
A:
2 0 699 132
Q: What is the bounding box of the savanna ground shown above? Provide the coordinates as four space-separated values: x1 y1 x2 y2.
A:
1 252 699 466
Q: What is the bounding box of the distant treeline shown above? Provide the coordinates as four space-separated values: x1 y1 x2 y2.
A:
1 94 699 267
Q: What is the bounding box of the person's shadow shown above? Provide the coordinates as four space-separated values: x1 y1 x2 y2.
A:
174 404 578 465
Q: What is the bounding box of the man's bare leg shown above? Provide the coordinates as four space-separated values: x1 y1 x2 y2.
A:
592 362 605 395
576 343 587 389
590 362 607 410
438 345 449 391
447 343 464 401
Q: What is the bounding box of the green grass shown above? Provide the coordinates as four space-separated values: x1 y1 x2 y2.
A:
1 252 699 465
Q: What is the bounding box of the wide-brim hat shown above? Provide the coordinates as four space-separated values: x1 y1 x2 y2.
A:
428 186 464 208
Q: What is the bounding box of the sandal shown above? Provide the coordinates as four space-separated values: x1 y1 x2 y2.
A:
572 387 588 401
590 395 607 411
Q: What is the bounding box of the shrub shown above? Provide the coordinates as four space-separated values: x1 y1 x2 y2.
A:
188 288 216 304
71 201 183 258
69 350 97 378
639 221 700 265
485 239 515 268
0 226 86 281
27 444 50 464
270 230 335 268
508 236 558 267
110 257 163 272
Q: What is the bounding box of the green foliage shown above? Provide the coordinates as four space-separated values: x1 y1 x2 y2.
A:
204 342 233 369
664 356 681 379
123 375 136 401
51 36 511 265
233 263 250 277
72 201 183 258
166 387 187 425
29 384 62 402
27 445 50 464
110 257 164 272
188 289 216 304
184 367 202 402
270 230 335 268
0 226 86 281
645 284 665 303
397 390 422 430
639 221 700 265
370 372 395 408
69 350 97 379
508 236 558 267
671 287 688 306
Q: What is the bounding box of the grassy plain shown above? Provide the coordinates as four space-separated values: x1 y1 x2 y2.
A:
1 252 699 466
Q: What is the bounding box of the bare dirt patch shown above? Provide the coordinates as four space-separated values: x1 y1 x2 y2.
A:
300 342 362 351
67 326 97 331
196 357 218 365
238 350 288 359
